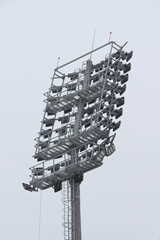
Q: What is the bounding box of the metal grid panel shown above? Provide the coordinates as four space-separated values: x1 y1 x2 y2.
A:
28 41 133 190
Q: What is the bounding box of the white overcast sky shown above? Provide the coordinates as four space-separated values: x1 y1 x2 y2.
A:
0 0 160 240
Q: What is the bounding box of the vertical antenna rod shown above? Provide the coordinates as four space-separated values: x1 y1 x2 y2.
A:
108 32 112 42
56 57 60 68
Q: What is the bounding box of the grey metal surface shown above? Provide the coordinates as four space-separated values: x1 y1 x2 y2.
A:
24 40 133 240
28 41 133 190
70 60 92 240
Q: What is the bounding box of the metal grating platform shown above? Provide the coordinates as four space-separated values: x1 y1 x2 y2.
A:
30 147 108 190
34 126 107 160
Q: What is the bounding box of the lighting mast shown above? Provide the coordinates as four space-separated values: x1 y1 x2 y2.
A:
23 41 133 240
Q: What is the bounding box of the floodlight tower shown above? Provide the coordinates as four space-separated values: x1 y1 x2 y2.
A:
23 41 133 240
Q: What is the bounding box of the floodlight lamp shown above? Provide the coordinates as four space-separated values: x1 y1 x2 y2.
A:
115 84 126 95
111 108 123 119
112 50 121 59
123 63 131 74
43 118 55 127
32 167 44 176
51 85 63 93
110 121 121 131
122 51 133 62
115 96 125 107
106 143 116 156
118 74 129 84
22 183 37 192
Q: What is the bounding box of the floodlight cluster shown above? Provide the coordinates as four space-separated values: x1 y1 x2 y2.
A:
26 42 132 191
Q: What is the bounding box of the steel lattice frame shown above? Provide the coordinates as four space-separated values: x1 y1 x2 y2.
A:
23 40 133 240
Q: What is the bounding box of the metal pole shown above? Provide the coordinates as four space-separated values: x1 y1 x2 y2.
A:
70 59 92 240
70 181 81 240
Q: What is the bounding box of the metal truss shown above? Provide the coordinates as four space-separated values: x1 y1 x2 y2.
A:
29 142 114 190
29 41 132 190
23 40 133 240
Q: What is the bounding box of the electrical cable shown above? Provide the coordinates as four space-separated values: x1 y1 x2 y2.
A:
90 30 96 60
38 190 42 240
